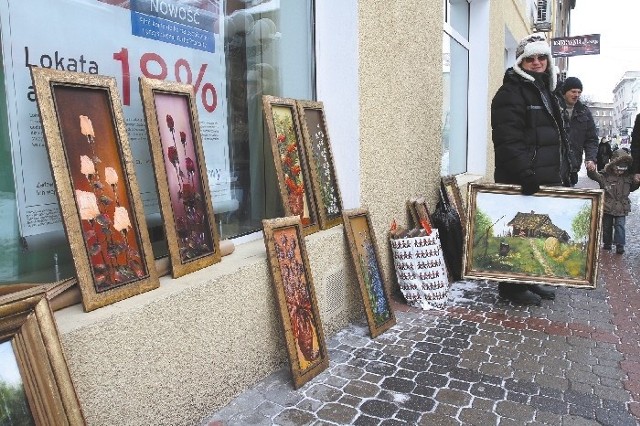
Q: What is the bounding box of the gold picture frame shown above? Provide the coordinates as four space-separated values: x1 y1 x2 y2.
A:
262 216 328 389
463 183 604 288
441 175 467 232
343 208 396 338
407 197 420 228
139 77 221 278
0 291 85 425
296 100 343 230
31 68 159 311
413 196 434 229
262 96 320 235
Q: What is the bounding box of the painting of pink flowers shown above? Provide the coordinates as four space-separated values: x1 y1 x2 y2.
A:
31 68 159 312
139 78 220 278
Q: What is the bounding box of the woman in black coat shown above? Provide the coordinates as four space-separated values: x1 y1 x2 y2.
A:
490 33 575 305
597 137 613 172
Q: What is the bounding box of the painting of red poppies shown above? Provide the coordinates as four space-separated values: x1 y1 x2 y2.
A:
263 96 319 236
343 208 396 338
262 216 328 389
31 68 159 312
139 78 220 278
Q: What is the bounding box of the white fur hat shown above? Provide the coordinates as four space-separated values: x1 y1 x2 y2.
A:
513 32 557 90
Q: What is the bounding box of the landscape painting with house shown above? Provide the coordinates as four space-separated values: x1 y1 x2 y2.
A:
470 192 594 280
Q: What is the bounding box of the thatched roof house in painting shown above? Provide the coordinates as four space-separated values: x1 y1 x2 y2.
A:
507 211 570 242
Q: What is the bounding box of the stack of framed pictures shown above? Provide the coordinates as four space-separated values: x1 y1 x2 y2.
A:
0 290 85 424
262 96 344 235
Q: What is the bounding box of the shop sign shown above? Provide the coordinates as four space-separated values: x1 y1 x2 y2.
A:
551 34 601 58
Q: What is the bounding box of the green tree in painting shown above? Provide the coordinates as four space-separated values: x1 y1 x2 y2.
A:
0 380 34 426
571 204 592 244
475 208 494 239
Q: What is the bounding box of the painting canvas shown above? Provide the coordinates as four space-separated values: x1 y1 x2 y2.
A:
139 78 220 278
442 176 466 232
407 198 420 228
0 291 85 424
263 96 319 235
296 100 343 230
413 196 433 229
31 68 159 311
463 183 604 288
343 209 396 338
262 217 328 389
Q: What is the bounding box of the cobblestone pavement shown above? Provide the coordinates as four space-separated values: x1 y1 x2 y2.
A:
202 183 640 426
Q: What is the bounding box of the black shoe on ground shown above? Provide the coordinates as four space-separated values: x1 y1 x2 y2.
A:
603 244 612 250
528 284 555 300
506 289 541 306
616 245 625 254
498 283 541 306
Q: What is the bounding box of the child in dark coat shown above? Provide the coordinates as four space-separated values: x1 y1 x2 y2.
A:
587 149 640 254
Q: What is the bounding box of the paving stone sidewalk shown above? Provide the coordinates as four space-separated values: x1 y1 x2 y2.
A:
202 186 640 426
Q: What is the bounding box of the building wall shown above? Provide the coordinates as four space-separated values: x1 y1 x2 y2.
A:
358 1 444 283
51 1 537 424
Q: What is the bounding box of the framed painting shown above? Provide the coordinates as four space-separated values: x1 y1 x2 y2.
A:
296 100 343 230
139 77 221 278
0 291 85 425
407 197 419 228
442 176 466 232
262 96 319 235
31 68 159 312
343 209 396 338
262 216 328 389
463 183 604 288
413 196 433 229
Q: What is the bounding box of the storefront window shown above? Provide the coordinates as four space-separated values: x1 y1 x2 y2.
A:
0 0 315 284
442 0 469 176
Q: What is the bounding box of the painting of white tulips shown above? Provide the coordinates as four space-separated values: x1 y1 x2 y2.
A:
31 68 159 311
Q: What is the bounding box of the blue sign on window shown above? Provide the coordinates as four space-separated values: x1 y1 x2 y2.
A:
131 12 215 53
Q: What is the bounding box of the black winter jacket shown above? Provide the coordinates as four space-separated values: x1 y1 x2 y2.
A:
632 113 640 174
563 100 598 167
491 69 574 186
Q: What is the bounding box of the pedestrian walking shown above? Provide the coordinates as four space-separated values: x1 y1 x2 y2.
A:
587 148 640 254
556 76 598 184
490 32 575 305
597 137 613 172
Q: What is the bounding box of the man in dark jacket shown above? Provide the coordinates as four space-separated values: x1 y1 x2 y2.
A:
557 77 598 183
490 32 575 306
631 113 640 177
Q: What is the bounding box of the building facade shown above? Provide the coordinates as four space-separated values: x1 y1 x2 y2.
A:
589 102 615 138
0 1 569 424
613 71 640 135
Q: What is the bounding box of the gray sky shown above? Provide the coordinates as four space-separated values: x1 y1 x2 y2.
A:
566 0 640 103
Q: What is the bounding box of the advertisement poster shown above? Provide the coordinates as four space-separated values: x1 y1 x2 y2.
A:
551 34 601 58
0 0 230 237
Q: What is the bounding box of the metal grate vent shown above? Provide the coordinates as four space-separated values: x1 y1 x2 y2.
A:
324 267 347 318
